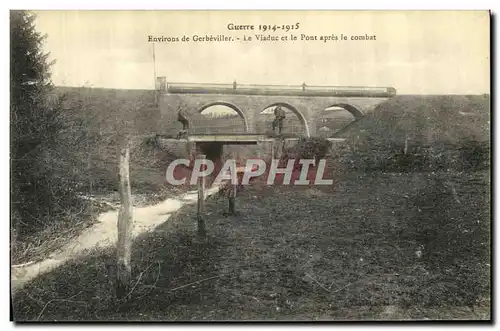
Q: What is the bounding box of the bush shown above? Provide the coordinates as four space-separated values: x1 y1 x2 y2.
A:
337 95 490 173
10 12 106 238
458 139 490 170
11 11 79 236
339 140 490 173
284 137 332 162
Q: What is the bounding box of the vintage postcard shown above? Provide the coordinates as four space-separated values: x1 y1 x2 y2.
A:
10 10 491 322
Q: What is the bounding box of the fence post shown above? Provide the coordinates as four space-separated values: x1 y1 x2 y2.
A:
228 184 237 214
404 135 409 155
228 166 237 215
197 154 207 240
116 138 133 299
227 152 237 215
271 139 275 161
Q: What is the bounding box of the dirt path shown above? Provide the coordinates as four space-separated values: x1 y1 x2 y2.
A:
11 185 221 292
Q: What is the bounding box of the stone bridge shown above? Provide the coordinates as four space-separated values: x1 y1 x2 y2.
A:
156 78 397 137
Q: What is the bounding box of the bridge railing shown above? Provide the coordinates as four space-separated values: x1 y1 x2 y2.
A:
164 81 397 98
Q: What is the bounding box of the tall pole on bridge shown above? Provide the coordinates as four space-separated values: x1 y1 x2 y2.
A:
152 42 157 105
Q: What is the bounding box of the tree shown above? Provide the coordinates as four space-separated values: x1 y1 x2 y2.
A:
10 10 65 235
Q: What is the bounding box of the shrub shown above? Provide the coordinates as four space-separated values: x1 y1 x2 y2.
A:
10 11 86 236
337 95 490 173
457 139 490 170
284 137 332 163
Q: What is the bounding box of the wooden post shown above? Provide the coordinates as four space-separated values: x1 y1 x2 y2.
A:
228 166 237 215
227 153 237 215
228 183 237 214
197 154 207 239
116 138 133 299
256 143 262 162
87 139 93 214
186 141 192 159
271 139 275 161
404 135 409 155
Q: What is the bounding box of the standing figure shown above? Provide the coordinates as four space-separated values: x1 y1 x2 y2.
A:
176 108 189 139
272 105 286 135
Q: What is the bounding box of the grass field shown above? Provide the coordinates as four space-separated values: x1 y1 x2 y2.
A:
12 169 490 321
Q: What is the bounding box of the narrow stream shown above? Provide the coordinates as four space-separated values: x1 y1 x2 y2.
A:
11 186 221 292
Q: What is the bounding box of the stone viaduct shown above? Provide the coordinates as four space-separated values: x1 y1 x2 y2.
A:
156 77 397 137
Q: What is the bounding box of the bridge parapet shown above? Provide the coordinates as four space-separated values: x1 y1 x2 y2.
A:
161 80 396 98
156 78 397 137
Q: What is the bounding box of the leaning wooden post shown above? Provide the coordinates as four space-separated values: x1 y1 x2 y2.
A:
271 139 275 161
228 156 237 215
197 154 207 239
404 135 409 155
116 138 133 299
228 183 237 214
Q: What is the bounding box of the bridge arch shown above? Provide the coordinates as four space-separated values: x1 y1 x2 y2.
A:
197 101 249 132
325 103 364 120
318 103 364 137
264 102 311 137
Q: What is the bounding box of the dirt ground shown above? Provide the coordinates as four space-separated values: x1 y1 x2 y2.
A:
12 170 491 321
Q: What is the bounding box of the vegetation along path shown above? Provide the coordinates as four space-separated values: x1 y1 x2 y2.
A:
11 185 221 293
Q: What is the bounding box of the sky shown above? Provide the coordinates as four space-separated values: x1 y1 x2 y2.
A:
33 10 490 95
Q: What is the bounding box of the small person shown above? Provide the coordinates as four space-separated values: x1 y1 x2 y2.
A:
176 109 189 139
272 105 286 135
